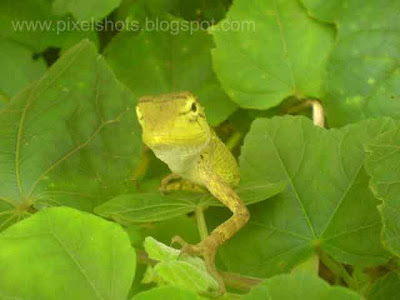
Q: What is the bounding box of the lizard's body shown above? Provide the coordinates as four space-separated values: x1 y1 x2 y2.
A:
153 131 240 187
136 92 249 294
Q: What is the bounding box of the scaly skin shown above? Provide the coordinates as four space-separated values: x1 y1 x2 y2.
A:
136 91 250 294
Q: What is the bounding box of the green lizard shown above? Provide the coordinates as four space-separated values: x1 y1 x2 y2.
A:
136 91 250 294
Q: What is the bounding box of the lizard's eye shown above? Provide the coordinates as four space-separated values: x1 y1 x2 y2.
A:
190 102 197 112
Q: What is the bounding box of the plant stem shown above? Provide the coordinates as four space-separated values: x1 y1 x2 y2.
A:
220 271 263 292
226 131 243 151
307 99 325 128
319 250 358 290
195 206 209 241
286 99 325 128
131 147 150 183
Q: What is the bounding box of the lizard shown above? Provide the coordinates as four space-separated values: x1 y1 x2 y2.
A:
136 91 250 294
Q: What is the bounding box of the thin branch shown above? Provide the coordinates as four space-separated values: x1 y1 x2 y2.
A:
307 100 325 128
195 206 209 241
220 270 264 292
226 131 243 151
318 250 358 291
130 146 151 187
287 99 325 128
136 249 264 292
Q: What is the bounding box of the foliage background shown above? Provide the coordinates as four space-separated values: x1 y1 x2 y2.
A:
0 0 399 299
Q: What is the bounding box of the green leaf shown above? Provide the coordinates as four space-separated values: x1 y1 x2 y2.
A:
365 128 400 258
301 0 400 38
142 237 218 293
0 40 142 217
0 207 136 300
0 0 98 53
104 18 237 126
323 31 400 127
96 191 201 223
0 39 46 98
243 272 362 300
368 273 400 300
132 286 205 300
115 0 174 25
116 0 230 24
0 91 8 109
291 253 319 275
53 0 122 21
172 0 230 22
211 0 334 110
94 180 286 223
213 116 397 277
300 0 400 127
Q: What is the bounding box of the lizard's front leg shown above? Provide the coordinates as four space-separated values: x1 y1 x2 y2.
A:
159 173 181 193
160 173 206 193
172 171 250 294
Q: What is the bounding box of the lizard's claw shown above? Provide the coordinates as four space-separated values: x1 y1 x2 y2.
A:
171 235 203 256
171 235 226 295
159 173 181 194
158 181 171 195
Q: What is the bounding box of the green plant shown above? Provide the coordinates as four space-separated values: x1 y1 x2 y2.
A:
0 0 399 299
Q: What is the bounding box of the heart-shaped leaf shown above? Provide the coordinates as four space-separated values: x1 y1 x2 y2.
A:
0 207 136 300
211 0 334 109
210 116 397 277
300 0 400 127
0 40 142 227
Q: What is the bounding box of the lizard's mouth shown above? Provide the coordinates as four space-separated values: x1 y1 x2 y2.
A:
143 133 210 150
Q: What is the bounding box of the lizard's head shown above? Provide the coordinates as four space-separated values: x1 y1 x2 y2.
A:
136 92 211 149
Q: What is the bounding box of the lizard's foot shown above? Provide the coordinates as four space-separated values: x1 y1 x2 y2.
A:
171 235 203 256
159 173 181 194
160 174 206 194
171 235 226 295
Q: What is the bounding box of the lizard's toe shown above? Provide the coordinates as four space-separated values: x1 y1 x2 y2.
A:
171 235 203 256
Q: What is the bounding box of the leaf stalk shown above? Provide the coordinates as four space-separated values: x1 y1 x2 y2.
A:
195 205 209 241
318 250 358 291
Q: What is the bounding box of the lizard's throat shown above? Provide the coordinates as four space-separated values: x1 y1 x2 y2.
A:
149 138 210 175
